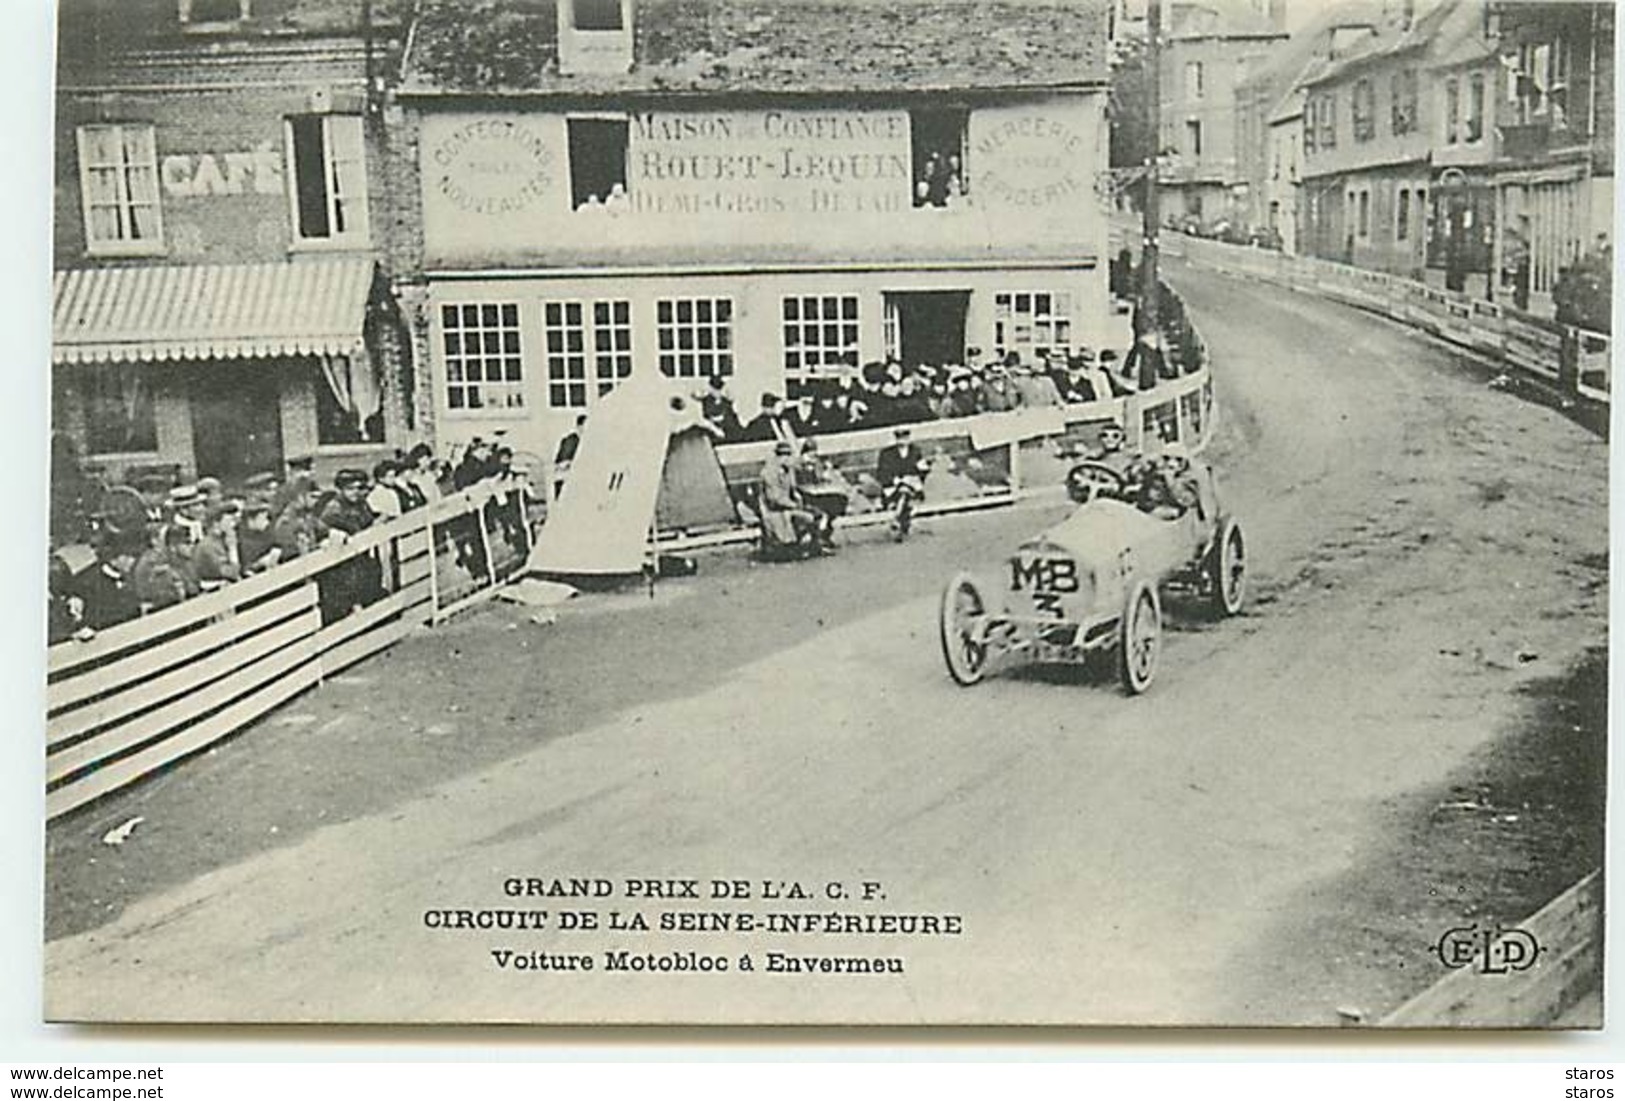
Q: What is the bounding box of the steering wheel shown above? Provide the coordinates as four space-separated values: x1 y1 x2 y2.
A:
1066 461 1129 504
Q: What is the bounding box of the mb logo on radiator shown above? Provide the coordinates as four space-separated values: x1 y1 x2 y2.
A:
1434 924 1542 974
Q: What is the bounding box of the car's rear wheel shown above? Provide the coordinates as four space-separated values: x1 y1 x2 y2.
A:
1207 517 1247 617
1118 582 1161 695
939 572 991 686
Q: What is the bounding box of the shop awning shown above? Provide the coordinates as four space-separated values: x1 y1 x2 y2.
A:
52 258 375 365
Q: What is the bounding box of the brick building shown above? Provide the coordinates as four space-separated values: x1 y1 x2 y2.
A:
387 0 1116 461
51 0 411 487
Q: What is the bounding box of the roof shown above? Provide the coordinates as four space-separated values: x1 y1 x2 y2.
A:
56 0 410 66
400 0 1113 96
53 259 375 365
1233 0 1383 122
1298 0 1466 88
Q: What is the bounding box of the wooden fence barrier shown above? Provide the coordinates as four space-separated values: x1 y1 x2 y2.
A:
47 292 1219 820
1154 228 1609 405
46 482 531 820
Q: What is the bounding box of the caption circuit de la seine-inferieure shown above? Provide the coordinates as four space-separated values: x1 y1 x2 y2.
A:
42 0 1609 1027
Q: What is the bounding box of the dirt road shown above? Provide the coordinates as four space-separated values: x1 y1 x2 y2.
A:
44 262 1608 1026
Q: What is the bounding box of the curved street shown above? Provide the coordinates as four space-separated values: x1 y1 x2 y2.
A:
44 260 1608 1026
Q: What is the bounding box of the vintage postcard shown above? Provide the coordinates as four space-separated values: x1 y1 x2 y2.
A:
42 0 1608 1027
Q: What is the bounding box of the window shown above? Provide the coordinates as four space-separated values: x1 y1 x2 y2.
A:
287 114 369 243
783 296 859 381
1304 109 1316 154
1186 61 1205 100
1185 119 1203 157
1357 190 1370 238
910 108 968 208
82 366 158 454
315 356 385 445
657 298 733 379
1466 72 1485 142
567 117 629 210
442 303 524 412
77 124 162 255
1352 79 1375 142
992 292 1074 361
542 301 630 408
1444 77 1460 143
1391 69 1418 134
180 0 248 23
571 0 622 30
1397 188 1411 239
1315 92 1337 149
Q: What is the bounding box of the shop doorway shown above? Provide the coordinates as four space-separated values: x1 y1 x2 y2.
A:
191 362 284 483
884 290 971 368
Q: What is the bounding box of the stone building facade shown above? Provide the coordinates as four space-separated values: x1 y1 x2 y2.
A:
389 0 1116 461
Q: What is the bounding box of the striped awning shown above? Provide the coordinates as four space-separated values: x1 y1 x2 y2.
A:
52 258 375 365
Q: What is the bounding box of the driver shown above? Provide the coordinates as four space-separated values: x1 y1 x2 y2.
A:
1088 421 1136 475
1064 422 1142 504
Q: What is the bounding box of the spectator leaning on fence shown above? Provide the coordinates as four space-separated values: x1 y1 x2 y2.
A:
192 502 242 590
238 500 282 574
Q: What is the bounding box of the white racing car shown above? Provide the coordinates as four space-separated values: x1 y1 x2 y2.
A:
938 453 1248 694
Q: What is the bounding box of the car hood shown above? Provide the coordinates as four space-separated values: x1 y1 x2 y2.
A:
1025 499 1170 564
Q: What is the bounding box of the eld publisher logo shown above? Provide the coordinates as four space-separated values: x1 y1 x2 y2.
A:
1434 923 1541 974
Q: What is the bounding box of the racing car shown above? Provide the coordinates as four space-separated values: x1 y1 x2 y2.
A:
938 450 1247 694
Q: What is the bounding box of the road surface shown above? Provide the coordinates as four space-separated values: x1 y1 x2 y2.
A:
44 262 1608 1026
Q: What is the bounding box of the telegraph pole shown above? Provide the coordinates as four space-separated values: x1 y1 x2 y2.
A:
1139 0 1161 336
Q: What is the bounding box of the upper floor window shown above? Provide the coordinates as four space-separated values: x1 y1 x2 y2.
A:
1516 39 1572 124
1390 69 1418 135
77 124 163 256
1186 61 1205 100
568 117 630 210
1466 72 1486 142
287 114 369 245
1444 77 1460 144
1185 119 1203 157
1397 188 1411 240
1317 93 1337 149
571 0 623 30
911 108 969 208
1352 80 1376 142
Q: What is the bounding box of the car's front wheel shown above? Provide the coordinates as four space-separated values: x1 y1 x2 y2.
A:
939 572 991 686
1118 581 1162 695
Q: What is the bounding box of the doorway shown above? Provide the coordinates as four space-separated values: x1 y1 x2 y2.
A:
190 361 285 482
884 290 971 367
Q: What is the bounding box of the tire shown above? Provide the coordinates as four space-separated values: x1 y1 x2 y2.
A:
1118 582 1162 695
939 572 991 686
1206 517 1247 617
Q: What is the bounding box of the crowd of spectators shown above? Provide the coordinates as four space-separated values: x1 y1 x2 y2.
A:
694 339 1181 446
47 439 530 644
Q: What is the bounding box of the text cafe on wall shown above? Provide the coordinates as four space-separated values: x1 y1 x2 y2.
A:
395 0 1118 463
50 0 413 492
